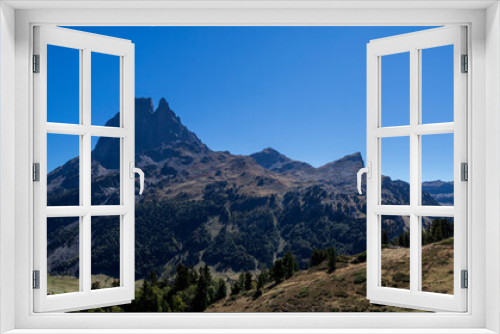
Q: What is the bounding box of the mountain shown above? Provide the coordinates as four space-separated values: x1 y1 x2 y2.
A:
250 148 313 175
422 181 454 206
250 147 293 169
47 97 442 281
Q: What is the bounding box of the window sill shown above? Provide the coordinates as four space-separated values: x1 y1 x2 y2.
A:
4 329 497 334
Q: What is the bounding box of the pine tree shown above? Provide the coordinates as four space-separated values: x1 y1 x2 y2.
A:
398 231 410 248
310 249 327 267
327 247 337 272
244 272 253 291
382 230 389 245
231 280 242 295
217 279 227 300
150 270 158 288
202 264 212 282
189 266 199 283
191 268 209 312
173 263 190 292
271 259 285 284
139 279 158 312
256 269 268 290
237 272 246 291
283 252 299 279
423 218 454 245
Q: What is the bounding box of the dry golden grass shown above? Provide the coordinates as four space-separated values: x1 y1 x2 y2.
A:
91 274 120 290
47 274 79 295
207 260 411 312
207 239 454 313
47 274 121 295
381 246 410 289
422 238 454 294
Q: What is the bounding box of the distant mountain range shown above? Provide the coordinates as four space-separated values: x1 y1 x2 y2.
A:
422 180 454 206
47 98 449 280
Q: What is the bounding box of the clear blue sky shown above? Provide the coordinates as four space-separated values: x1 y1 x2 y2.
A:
47 26 454 182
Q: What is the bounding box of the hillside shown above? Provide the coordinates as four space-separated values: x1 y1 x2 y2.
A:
207 238 454 312
47 97 445 281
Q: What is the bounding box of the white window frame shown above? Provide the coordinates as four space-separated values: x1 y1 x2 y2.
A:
0 1 499 333
366 26 468 312
33 26 136 313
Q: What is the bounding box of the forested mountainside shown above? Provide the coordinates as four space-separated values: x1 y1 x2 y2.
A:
47 97 444 280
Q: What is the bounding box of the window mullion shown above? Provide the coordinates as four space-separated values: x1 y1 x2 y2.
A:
409 47 420 294
82 48 92 294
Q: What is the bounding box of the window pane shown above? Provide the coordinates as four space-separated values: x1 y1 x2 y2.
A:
47 134 80 206
91 136 121 205
381 215 410 290
421 45 454 124
421 216 454 295
91 216 121 290
47 217 80 295
421 133 454 206
91 52 120 127
47 45 80 124
381 136 410 205
381 52 410 127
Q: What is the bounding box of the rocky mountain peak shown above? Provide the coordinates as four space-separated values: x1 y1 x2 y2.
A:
250 147 292 169
320 152 364 170
92 98 208 168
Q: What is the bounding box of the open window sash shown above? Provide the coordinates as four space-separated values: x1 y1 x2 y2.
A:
365 26 467 312
33 26 136 312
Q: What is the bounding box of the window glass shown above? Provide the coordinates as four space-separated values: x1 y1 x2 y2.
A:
421 216 454 295
47 217 80 295
381 215 410 290
421 134 454 206
381 52 410 127
91 137 121 206
381 136 410 205
47 45 80 124
91 52 121 127
421 45 454 124
47 134 80 206
91 216 121 290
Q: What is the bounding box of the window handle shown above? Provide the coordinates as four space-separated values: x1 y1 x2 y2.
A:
129 162 145 195
357 162 371 195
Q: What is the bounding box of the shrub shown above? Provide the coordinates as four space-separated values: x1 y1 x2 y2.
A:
392 272 410 282
353 271 366 284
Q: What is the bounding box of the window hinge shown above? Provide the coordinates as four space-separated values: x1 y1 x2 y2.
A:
461 162 468 182
33 163 40 182
461 54 468 73
33 54 40 73
461 270 468 289
33 270 40 289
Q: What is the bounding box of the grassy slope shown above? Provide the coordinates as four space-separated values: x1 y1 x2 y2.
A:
47 275 141 295
47 275 79 295
207 238 454 312
47 238 454 312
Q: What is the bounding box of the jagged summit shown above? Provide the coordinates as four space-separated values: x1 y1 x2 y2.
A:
92 98 208 168
134 97 207 154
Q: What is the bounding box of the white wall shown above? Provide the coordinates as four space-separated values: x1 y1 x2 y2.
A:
0 2 16 333
485 2 500 332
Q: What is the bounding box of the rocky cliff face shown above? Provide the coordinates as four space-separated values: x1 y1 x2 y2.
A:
47 98 442 279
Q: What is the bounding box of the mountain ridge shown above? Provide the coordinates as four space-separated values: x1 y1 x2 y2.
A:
47 97 443 280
